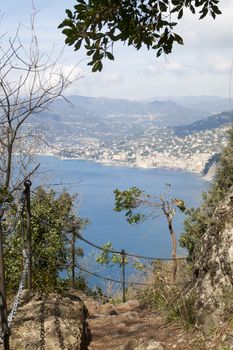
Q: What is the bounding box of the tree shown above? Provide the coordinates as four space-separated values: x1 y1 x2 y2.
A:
114 186 185 280
59 0 221 72
3 187 88 291
0 14 80 201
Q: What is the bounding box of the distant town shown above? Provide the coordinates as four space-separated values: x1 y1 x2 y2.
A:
35 124 230 174
26 94 233 175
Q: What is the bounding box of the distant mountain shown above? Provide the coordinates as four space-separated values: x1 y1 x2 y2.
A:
149 95 230 115
29 95 233 146
174 110 233 136
36 94 207 125
148 99 203 126
69 95 205 125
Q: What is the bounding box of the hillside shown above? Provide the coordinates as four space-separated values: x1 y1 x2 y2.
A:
25 96 233 174
29 94 207 143
174 110 233 136
28 95 232 145
52 95 206 127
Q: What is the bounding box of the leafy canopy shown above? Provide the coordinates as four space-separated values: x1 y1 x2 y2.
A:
59 0 221 72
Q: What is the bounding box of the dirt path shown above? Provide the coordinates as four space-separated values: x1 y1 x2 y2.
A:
81 296 213 350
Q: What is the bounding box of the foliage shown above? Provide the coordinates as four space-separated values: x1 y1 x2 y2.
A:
95 241 146 272
4 187 87 292
114 187 145 224
59 0 221 71
135 261 178 307
96 242 127 266
180 127 233 258
0 187 13 206
135 260 195 325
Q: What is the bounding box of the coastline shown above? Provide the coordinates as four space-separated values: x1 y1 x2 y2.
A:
36 152 214 181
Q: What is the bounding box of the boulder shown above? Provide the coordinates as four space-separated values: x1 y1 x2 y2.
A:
9 291 90 350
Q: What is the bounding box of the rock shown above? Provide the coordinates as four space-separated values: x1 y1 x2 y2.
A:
115 300 141 313
116 322 127 328
109 309 118 316
121 311 140 321
9 292 90 350
84 299 101 317
99 303 117 315
187 188 233 333
134 339 165 350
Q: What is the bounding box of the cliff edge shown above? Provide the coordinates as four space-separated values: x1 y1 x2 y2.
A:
190 188 233 333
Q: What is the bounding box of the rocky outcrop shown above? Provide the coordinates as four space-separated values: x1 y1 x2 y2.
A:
191 189 233 332
9 291 90 350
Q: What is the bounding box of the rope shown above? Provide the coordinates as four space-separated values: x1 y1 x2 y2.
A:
76 234 187 261
76 263 176 286
76 263 125 283
77 234 121 254
125 252 187 261
7 254 30 328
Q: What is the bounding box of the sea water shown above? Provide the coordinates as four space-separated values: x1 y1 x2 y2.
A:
36 156 209 289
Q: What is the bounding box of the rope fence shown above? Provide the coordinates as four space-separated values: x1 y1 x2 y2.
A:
74 233 188 303
76 262 177 287
76 233 187 261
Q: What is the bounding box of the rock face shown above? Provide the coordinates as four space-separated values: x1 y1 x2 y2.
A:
9 291 90 350
191 190 233 332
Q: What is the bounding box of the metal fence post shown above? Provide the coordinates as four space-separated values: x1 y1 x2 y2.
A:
121 249 126 303
0 208 10 350
24 180 32 291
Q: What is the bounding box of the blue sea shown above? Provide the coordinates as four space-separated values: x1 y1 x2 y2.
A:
36 156 209 259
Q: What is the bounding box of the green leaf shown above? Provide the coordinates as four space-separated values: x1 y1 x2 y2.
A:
190 5 195 14
74 40 82 51
178 9 183 19
87 49 95 56
106 52 114 60
74 4 86 12
173 33 184 45
199 8 208 19
157 48 163 57
92 60 103 72
65 9 73 19
211 5 222 15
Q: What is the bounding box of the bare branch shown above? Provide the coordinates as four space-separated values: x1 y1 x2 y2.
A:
0 13 81 193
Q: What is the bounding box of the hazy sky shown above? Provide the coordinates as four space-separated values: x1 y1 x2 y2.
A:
1 0 232 99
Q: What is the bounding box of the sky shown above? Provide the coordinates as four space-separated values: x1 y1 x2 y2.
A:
1 0 233 100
